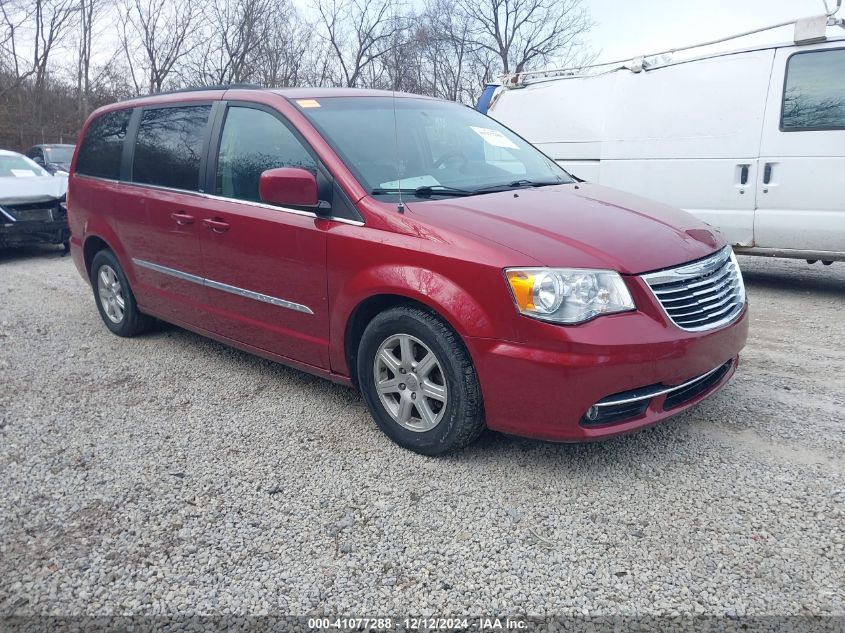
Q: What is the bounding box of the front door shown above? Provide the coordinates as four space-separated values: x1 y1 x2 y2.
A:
198 103 330 369
756 44 845 253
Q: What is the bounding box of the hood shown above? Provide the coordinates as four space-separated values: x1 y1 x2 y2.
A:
404 182 724 274
0 175 68 206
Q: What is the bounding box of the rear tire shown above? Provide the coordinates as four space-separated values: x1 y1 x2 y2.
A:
90 249 153 337
357 306 484 455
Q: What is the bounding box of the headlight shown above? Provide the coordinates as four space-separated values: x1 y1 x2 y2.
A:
505 268 635 324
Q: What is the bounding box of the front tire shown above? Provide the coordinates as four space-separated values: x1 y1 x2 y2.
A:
90 249 152 337
357 306 484 455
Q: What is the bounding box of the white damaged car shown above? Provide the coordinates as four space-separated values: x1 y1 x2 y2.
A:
0 149 70 249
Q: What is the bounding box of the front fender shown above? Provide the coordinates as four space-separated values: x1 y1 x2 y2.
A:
329 263 505 376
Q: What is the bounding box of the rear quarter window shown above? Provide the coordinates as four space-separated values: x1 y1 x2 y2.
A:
76 109 132 179
132 105 211 191
782 48 845 131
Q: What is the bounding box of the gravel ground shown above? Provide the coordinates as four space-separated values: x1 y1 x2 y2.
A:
0 247 843 618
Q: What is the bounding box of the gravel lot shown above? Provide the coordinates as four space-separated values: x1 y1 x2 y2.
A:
1 248 843 618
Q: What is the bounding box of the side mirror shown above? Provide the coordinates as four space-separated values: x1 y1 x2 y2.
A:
259 167 319 208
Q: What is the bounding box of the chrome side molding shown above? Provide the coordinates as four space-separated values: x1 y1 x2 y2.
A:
132 258 314 315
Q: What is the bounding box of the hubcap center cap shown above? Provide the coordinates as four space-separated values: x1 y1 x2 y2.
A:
405 374 420 391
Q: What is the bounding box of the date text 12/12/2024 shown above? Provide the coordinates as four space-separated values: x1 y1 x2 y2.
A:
307 617 528 630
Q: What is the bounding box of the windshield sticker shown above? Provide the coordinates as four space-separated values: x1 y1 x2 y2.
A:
10 169 37 178
296 99 321 108
470 126 519 150
379 175 441 189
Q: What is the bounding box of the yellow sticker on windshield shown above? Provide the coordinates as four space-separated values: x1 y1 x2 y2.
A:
296 99 321 108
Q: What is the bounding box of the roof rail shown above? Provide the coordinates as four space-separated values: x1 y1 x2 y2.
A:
504 0 844 85
122 84 263 101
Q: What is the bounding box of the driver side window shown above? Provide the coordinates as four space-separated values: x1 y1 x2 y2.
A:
216 106 316 203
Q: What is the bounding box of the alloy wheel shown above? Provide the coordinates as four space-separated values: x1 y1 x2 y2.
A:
373 333 448 432
97 264 125 324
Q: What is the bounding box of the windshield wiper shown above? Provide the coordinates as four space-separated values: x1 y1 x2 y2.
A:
470 179 565 194
370 179 565 199
371 185 475 198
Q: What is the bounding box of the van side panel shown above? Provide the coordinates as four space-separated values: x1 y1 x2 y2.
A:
488 73 614 182
488 50 776 248
599 50 775 247
755 43 845 254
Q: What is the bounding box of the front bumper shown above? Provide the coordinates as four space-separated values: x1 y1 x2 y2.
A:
0 219 70 247
465 303 748 442
0 201 69 247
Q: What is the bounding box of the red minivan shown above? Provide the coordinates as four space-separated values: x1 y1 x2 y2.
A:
68 87 748 454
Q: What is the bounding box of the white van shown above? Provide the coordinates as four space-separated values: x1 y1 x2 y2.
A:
484 20 845 263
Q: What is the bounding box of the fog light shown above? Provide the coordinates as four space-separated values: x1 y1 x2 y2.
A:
585 406 599 421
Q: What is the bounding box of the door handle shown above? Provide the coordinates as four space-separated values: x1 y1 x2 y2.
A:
171 212 194 225
739 164 749 186
763 163 773 185
202 217 230 233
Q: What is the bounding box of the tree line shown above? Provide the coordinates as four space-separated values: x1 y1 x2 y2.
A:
0 0 592 151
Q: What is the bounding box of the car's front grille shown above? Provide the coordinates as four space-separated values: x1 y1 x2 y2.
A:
7 207 54 222
641 247 746 332
2 199 61 223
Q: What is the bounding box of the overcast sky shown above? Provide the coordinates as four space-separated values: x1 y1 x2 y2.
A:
588 0 838 63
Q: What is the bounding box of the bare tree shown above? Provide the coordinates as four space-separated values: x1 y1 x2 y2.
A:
32 0 77 96
457 0 592 75
0 0 76 145
0 0 596 150
121 0 202 94
189 0 273 85
254 2 312 88
0 0 36 97
415 0 477 100
75 0 104 123
316 0 403 87
0 0 75 97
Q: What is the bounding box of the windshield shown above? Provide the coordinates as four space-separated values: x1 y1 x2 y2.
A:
0 154 49 178
44 146 74 164
296 96 573 196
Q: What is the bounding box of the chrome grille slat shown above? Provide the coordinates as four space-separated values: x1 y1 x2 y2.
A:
660 276 739 304
666 290 740 318
642 247 746 332
663 284 740 313
661 282 739 310
652 263 733 295
672 301 741 325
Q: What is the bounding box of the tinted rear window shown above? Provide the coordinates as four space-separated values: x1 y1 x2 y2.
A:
132 105 211 190
76 109 131 179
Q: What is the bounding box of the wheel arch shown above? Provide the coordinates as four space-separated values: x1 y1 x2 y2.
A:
344 294 436 387
83 234 111 278
334 266 500 385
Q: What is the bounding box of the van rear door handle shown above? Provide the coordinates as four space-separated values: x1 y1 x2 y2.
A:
202 217 230 233
763 163 773 185
171 212 194 225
